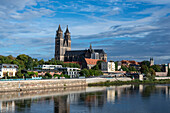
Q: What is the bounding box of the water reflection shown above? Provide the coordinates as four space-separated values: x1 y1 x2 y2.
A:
0 85 170 113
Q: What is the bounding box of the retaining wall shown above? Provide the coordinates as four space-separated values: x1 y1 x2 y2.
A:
0 79 86 92
0 77 132 92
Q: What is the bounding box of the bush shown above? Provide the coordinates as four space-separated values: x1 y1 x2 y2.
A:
45 73 52 79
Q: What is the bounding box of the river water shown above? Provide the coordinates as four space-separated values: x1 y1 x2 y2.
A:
0 85 170 113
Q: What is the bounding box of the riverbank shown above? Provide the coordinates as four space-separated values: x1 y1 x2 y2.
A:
88 79 170 86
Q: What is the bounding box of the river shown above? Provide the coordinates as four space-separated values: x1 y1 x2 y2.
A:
0 85 170 113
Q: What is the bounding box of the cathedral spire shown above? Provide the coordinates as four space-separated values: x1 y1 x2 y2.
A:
90 43 92 50
65 25 70 33
57 24 63 32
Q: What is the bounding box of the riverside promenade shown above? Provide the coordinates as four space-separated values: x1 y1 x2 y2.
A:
0 77 132 92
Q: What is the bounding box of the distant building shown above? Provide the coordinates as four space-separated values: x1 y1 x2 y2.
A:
121 60 140 71
150 57 154 66
117 61 122 70
121 60 140 67
54 25 107 66
35 65 62 70
0 64 18 78
34 64 80 78
101 61 115 73
57 67 80 78
155 64 168 77
82 58 104 69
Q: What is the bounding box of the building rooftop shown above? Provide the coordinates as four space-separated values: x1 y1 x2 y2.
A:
85 58 102 65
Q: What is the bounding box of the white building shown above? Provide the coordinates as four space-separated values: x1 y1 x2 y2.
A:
101 61 115 73
36 65 62 70
0 64 18 78
57 67 80 78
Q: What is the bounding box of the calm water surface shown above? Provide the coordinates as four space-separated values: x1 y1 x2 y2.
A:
1 85 170 113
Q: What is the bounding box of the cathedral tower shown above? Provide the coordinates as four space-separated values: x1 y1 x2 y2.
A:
150 57 154 66
55 25 71 61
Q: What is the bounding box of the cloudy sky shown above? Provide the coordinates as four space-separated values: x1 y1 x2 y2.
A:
0 0 170 64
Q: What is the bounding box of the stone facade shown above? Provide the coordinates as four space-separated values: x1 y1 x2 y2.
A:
55 25 71 61
55 25 107 66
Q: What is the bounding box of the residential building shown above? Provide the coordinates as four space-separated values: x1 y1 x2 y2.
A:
56 67 80 78
34 64 80 78
121 60 140 67
35 65 62 70
101 61 115 73
0 64 18 78
121 60 140 71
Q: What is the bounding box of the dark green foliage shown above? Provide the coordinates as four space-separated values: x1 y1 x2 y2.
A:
140 65 149 74
45 73 52 79
140 64 155 81
115 62 118 71
168 69 170 76
88 79 170 86
140 61 150 67
150 65 161 72
0 54 80 79
80 69 90 77
129 66 137 71
53 74 70 79
121 65 130 72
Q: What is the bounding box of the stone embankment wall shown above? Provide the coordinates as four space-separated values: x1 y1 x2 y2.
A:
0 79 86 92
86 77 132 84
0 77 132 92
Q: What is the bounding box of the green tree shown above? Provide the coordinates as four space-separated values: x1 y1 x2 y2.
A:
140 61 150 67
140 65 149 74
89 69 95 76
168 69 170 76
45 73 52 79
26 57 33 70
121 65 129 72
129 66 137 71
150 65 161 72
38 59 44 65
115 62 118 71
80 69 90 77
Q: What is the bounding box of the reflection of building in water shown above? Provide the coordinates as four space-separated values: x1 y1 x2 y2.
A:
107 85 136 103
0 101 15 113
68 93 80 104
155 86 170 97
107 89 116 103
139 85 143 93
54 96 70 113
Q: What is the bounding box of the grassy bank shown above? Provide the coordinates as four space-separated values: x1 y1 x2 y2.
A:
88 79 170 86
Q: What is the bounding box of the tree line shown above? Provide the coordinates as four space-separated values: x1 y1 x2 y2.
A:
0 54 80 78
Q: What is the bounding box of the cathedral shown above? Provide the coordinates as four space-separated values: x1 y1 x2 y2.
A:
55 25 107 67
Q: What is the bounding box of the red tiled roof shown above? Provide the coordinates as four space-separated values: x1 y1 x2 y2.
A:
121 60 139 65
85 58 103 65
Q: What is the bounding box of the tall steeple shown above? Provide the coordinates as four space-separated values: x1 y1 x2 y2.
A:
65 25 70 33
90 44 92 50
56 24 63 38
57 24 63 32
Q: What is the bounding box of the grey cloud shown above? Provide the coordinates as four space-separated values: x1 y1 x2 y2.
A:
77 16 170 64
